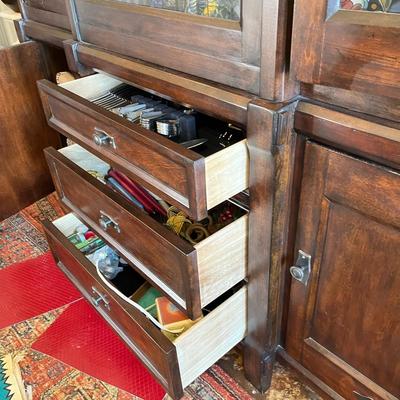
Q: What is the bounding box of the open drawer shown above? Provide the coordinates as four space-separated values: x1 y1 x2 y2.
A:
45 145 248 319
44 213 247 399
38 73 249 220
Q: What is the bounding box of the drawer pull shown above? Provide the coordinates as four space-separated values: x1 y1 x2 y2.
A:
93 128 116 149
99 211 121 233
91 286 110 310
353 391 374 400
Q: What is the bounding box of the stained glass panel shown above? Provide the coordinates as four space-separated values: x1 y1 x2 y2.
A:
115 0 241 20
340 0 400 13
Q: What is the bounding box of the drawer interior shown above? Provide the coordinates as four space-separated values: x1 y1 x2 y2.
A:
57 73 249 213
56 143 248 310
50 212 247 390
60 73 246 157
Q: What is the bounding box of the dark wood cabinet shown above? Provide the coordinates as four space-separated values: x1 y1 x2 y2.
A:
6 1 400 398
285 141 400 400
292 0 400 100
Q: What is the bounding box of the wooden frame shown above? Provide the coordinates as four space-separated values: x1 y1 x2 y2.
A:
65 0 294 100
292 0 400 99
300 83 400 124
295 102 400 170
243 99 298 391
16 0 72 46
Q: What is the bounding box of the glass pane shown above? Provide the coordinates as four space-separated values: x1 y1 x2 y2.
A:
115 0 241 20
340 0 400 13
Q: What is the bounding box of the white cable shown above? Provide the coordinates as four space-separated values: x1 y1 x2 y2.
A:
95 263 184 334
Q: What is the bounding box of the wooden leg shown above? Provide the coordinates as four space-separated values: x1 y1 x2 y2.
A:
243 100 297 392
243 100 276 392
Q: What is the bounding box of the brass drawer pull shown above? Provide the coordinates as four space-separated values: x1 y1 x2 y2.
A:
99 211 121 233
91 286 110 310
93 128 116 149
353 391 374 400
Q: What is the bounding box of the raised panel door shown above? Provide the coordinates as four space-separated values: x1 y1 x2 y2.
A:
286 142 400 400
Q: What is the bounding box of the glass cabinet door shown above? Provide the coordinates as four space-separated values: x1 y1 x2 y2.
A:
113 0 241 20
291 0 400 99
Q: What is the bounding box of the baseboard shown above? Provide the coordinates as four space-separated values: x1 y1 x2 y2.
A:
276 346 344 400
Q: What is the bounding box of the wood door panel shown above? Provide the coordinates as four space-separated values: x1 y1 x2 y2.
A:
286 142 400 400
318 13 400 98
71 0 260 94
23 0 67 14
0 42 62 220
292 0 400 98
74 0 241 59
23 5 70 30
18 0 73 43
77 23 260 94
22 20 73 47
308 202 400 397
325 153 400 229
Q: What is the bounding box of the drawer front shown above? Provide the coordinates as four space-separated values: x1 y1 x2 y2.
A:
21 0 71 31
43 219 182 396
44 147 204 318
38 79 208 220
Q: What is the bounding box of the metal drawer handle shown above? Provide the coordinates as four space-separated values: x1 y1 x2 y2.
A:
99 211 120 233
290 250 311 286
91 286 110 310
353 391 374 400
93 128 116 149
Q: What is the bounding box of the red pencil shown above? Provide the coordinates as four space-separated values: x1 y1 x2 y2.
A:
112 170 167 216
108 169 154 214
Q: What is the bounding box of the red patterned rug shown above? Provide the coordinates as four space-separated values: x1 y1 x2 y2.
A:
32 299 165 400
0 252 81 328
0 193 64 269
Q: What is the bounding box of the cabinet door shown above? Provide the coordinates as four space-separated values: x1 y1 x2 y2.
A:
291 0 400 99
286 142 400 400
0 42 62 219
66 0 287 98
